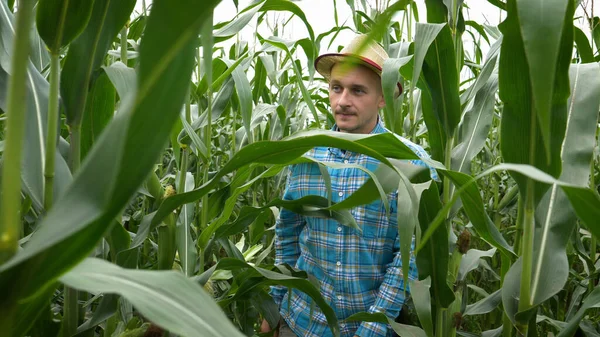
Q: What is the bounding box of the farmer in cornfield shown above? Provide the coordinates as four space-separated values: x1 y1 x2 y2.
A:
261 34 438 337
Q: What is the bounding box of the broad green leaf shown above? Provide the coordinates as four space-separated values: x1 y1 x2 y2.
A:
205 258 340 336
176 172 197 277
411 23 444 98
464 289 502 316
381 56 412 132
36 0 94 53
10 285 57 337
80 69 115 160
421 23 462 137
259 0 315 42
452 71 498 173
60 258 245 337
264 37 321 128
103 61 136 100
498 0 574 205
502 62 600 324
515 0 570 157
61 0 136 126
29 6 50 72
530 63 600 305
151 131 426 228
409 277 434 337
416 182 455 308
457 248 496 281
346 312 428 337
418 169 514 257
223 57 254 145
0 0 221 314
459 38 500 105
0 3 72 212
556 285 600 337
574 27 595 63
400 57 446 161
180 116 208 162
214 1 262 38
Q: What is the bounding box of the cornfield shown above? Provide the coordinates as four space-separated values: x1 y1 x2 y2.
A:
0 0 599 336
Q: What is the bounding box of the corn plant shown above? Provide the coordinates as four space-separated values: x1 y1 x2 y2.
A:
0 0 599 337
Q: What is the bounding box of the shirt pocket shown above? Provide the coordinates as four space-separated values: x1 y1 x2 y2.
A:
358 200 389 239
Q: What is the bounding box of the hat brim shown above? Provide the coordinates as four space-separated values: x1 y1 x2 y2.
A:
314 53 403 96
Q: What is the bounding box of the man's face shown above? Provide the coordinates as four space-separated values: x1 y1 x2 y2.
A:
328 62 386 134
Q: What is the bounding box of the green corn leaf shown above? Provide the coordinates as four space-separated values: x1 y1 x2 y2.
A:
502 62 600 325
0 0 221 317
464 289 502 316
203 258 340 337
0 2 72 213
61 0 136 127
409 277 435 337
421 23 462 138
36 0 94 53
498 0 574 206
103 61 136 101
515 0 570 157
574 27 595 63
416 181 455 309
80 69 115 160
60 258 245 337
346 312 428 337
452 71 498 173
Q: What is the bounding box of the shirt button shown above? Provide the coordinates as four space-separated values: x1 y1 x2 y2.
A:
343 159 349 164
336 261 341 266
338 191 343 197
337 227 342 232
340 323 346 328
337 295 342 300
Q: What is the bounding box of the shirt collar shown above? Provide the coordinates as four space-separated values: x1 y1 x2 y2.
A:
330 116 386 135
328 117 386 157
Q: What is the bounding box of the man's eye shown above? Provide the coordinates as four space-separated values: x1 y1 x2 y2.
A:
331 85 341 92
353 88 364 94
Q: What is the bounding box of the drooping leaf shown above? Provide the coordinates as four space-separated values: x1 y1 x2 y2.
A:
346 312 428 337
60 258 245 337
103 61 136 100
464 289 502 316
457 248 496 281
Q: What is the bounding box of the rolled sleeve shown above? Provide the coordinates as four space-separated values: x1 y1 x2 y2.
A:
269 166 306 307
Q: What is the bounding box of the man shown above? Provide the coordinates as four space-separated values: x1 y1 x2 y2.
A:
261 35 437 337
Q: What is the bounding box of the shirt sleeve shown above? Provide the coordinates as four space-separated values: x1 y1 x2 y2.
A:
355 209 418 337
269 165 307 308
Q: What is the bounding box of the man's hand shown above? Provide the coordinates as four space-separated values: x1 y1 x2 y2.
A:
260 319 279 337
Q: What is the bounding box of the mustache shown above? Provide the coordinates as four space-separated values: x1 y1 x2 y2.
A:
334 107 356 115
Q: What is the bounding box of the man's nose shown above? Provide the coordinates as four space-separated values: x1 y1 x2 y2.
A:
337 89 350 107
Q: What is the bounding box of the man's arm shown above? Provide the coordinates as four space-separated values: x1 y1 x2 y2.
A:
268 166 306 308
355 223 418 337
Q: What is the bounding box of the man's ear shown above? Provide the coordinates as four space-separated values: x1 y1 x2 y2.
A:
378 94 386 109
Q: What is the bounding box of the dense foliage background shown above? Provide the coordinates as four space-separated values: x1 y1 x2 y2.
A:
0 0 599 336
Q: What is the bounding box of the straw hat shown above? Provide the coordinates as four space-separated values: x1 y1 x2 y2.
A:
314 34 403 96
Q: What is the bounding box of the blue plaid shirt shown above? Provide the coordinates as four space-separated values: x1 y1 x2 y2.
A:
270 120 436 337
